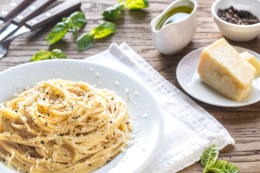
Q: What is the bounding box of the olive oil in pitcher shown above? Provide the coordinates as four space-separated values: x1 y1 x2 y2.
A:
156 6 194 31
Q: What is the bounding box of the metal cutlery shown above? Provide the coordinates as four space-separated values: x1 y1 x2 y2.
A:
0 0 31 26
0 0 56 42
0 0 81 60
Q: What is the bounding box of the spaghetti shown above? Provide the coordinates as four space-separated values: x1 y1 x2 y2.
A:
0 79 131 173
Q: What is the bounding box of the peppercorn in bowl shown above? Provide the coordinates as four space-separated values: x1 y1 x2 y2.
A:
212 0 260 42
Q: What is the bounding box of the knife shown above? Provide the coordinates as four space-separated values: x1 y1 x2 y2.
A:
0 0 56 42
0 0 31 25
5 0 81 43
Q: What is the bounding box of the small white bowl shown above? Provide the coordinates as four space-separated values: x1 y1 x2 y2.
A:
212 0 260 42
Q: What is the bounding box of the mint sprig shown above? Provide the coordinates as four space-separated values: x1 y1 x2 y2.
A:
46 12 87 44
201 145 240 173
208 160 240 173
201 144 219 172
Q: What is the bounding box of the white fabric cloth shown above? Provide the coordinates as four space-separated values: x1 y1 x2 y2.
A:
83 43 235 173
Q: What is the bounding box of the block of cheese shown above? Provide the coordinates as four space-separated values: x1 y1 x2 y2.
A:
240 51 260 77
198 38 256 101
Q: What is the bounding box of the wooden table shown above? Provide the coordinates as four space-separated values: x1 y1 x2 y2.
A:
0 0 259 172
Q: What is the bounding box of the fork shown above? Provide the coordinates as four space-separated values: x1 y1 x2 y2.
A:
0 0 81 60
0 26 28 59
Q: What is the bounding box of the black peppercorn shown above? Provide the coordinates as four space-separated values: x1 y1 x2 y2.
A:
217 6 259 25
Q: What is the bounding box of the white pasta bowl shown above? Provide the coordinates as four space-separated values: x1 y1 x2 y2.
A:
0 60 164 173
212 0 260 42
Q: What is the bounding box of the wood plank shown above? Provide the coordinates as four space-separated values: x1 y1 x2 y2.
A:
0 0 260 172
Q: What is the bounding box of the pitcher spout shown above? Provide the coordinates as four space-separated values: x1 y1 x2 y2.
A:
150 18 159 33
150 0 198 55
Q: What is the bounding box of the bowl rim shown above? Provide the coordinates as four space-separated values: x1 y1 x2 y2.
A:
0 59 165 173
212 0 260 28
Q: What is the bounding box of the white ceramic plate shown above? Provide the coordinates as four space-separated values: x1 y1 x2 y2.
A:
177 46 260 107
0 60 164 173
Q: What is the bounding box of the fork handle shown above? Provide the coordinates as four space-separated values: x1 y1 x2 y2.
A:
25 0 81 31
0 0 31 22
12 0 56 27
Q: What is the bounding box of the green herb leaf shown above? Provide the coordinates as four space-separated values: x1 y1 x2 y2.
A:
102 3 125 21
92 22 116 39
207 160 240 173
46 11 87 44
71 26 78 38
126 0 149 9
62 17 70 26
50 49 68 59
69 11 87 28
119 0 127 7
46 22 69 44
29 49 67 62
201 144 219 173
29 50 52 62
76 32 95 51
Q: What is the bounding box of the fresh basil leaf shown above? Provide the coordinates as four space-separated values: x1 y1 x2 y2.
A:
76 32 95 51
208 160 240 173
71 26 78 38
62 17 70 26
29 49 67 62
201 144 219 173
46 22 69 44
126 0 149 9
29 50 51 62
102 3 125 21
62 17 68 23
69 11 87 28
50 49 67 59
92 22 116 39
119 0 127 7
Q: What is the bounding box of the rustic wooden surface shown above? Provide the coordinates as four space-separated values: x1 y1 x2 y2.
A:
0 0 260 172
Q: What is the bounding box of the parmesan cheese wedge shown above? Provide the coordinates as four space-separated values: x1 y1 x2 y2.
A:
240 51 260 77
198 38 256 101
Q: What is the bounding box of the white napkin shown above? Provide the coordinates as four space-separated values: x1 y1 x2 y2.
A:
83 43 235 173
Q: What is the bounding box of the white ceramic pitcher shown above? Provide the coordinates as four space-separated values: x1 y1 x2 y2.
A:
150 0 199 55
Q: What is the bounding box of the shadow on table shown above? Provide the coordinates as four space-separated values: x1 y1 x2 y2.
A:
127 10 150 20
48 40 71 51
